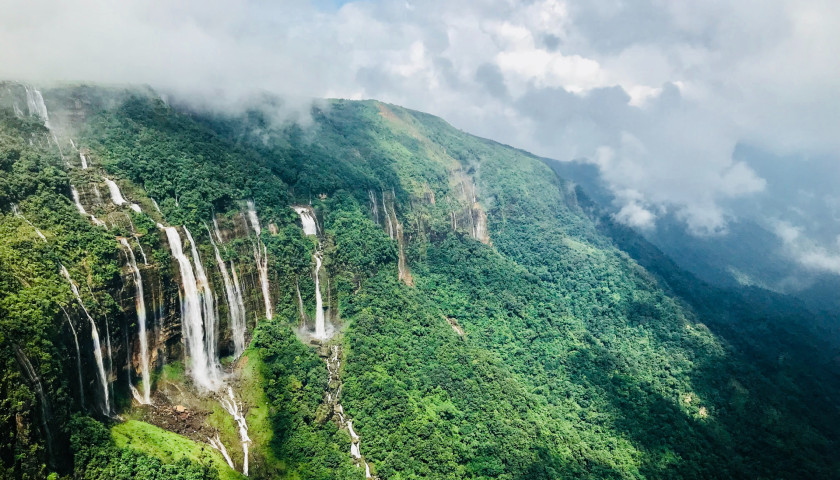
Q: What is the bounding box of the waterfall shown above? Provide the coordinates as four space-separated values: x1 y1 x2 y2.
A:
24 85 50 128
79 152 88 169
207 223 246 358
104 177 127 205
61 308 85 406
230 262 247 329
13 347 53 462
325 345 375 477
135 237 149 265
184 227 220 375
162 226 220 391
313 252 326 339
220 387 251 476
246 201 272 319
104 177 142 212
368 190 380 224
381 191 394 239
120 238 152 404
294 206 327 338
60 265 111 415
209 434 235 470
70 185 106 227
293 206 318 236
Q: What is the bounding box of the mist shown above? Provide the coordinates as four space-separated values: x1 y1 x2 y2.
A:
2 0 838 274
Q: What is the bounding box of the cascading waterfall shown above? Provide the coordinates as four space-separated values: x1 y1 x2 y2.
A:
368 190 380 224
325 345 374 478
119 238 152 404
313 252 326 339
293 206 318 236
209 434 235 470
207 223 247 358
184 227 220 376
135 237 149 265
162 226 220 391
246 201 272 319
103 177 142 212
70 185 105 226
60 265 110 415
381 191 394 239
220 387 251 476
24 85 50 128
294 207 327 339
79 152 88 169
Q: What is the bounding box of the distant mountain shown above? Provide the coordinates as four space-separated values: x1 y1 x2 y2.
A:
1 82 839 480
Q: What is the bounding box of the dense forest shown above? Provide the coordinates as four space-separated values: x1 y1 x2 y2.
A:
0 82 839 480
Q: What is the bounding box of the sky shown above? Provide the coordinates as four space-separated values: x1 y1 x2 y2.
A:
1 0 839 273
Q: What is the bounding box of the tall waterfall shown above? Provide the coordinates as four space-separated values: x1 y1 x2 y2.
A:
104 177 142 212
162 226 220 391
294 207 326 338
293 206 318 236
313 252 326 339
24 85 50 128
381 191 394 239
368 190 380 225
104 177 127 206
184 227 220 375
70 185 105 226
60 265 110 414
79 152 88 169
246 201 272 319
120 238 151 404
208 223 247 358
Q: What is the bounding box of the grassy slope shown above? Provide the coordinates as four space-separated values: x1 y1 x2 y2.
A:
112 420 244 480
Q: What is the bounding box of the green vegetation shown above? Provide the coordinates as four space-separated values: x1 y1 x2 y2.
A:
111 420 240 480
0 84 839 480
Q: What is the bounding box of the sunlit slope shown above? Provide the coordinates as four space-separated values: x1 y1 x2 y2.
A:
1 86 838 479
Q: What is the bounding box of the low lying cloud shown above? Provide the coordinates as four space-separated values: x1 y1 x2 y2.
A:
0 0 837 240
774 221 840 275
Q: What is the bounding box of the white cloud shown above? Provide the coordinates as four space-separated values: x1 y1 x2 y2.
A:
0 0 837 240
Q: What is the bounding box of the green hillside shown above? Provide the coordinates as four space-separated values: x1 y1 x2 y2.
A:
1 84 838 479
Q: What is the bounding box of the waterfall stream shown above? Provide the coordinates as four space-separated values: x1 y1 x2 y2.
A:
103 177 142 212
294 207 327 339
246 201 272 319
24 85 50 128
162 226 220 391
325 345 375 478
70 185 105 226
313 252 326 339
207 223 247 358
220 387 251 476
184 227 220 377
120 238 152 404
60 265 111 414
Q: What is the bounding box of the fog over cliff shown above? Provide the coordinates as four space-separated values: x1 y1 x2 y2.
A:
2 0 838 273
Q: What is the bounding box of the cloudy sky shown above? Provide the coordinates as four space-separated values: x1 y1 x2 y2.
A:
2 0 839 270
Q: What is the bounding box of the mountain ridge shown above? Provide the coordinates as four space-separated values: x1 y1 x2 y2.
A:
0 82 838 479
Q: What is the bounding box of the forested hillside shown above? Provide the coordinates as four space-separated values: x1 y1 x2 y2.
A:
1 82 839 480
